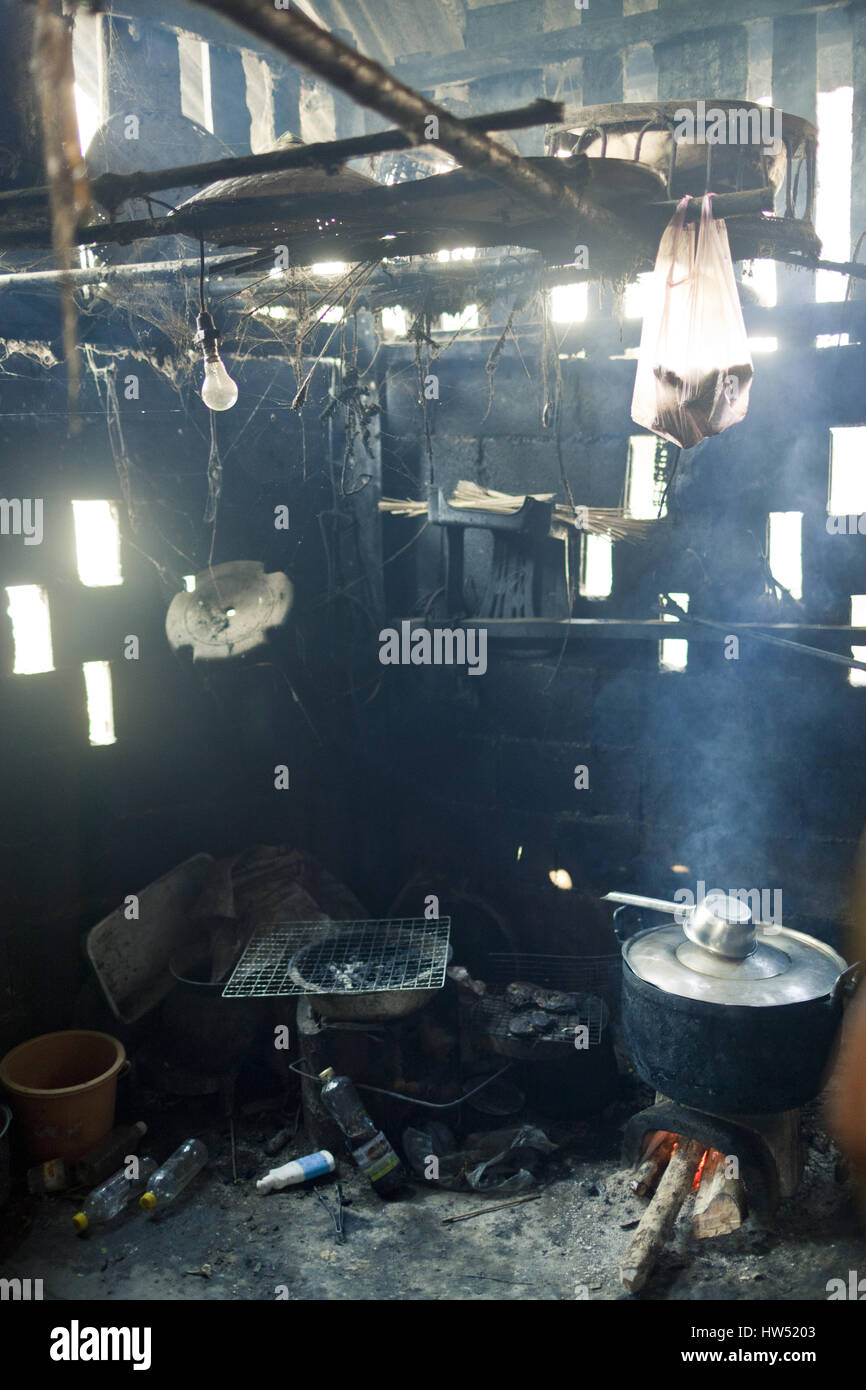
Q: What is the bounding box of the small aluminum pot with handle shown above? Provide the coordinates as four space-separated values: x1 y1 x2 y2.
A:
604 891 861 1114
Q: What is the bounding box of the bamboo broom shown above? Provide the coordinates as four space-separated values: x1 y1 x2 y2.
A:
379 480 657 542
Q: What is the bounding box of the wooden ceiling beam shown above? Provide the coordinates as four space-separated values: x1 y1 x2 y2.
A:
0 97 562 213
175 0 643 258
395 0 863 88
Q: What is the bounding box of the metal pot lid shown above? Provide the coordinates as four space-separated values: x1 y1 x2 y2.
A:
623 920 847 1006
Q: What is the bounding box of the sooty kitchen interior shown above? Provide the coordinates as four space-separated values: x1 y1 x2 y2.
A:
1 0 866 1314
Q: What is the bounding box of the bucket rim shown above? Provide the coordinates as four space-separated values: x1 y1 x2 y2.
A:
0 1030 126 1099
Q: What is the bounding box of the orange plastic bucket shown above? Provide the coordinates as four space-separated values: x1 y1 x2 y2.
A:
0 1030 125 1161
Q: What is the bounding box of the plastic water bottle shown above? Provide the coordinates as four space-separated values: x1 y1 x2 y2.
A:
139 1138 208 1212
73 1157 158 1233
319 1068 406 1199
74 1122 148 1188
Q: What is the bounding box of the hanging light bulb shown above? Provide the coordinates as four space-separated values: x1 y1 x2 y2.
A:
195 310 238 411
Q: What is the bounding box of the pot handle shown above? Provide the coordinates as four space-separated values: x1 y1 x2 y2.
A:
831 962 862 1006
603 892 684 915
612 904 645 943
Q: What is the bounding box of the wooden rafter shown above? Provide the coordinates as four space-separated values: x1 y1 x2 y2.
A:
395 0 865 89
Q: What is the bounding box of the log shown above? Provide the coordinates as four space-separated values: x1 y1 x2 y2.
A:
628 1131 677 1199
692 1150 748 1239
620 1138 704 1294
0 99 566 212
396 0 853 89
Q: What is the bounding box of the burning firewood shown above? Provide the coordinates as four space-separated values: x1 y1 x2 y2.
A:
692 1149 748 1239
619 1138 704 1293
628 1131 677 1198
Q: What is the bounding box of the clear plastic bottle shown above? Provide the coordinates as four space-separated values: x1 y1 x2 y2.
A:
73 1157 158 1233
139 1138 208 1212
319 1068 406 1199
74 1122 148 1188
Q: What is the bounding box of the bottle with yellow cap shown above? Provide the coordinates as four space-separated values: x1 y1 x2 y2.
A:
73 1157 158 1233
139 1138 208 1213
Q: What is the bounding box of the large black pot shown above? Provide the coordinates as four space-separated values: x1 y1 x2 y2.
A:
612 898 858 1114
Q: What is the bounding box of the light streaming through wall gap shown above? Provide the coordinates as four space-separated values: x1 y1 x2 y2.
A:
660 591 689 672
5 586 54 675
71 501 123 587
439 305 479 332
623 273 653 319
381 306 408 339
815 86 853 303
83 661 116 746
850 596 866 687
747 337 778 354
550 283 588 324
767 512 803 602
73 85 100 155
626 435 667 518
828 427 866 515
579 533 612 599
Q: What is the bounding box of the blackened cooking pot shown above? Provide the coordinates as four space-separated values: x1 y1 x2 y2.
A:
605 891 860 1114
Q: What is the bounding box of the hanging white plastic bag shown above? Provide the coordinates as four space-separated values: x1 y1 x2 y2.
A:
631 194 753 450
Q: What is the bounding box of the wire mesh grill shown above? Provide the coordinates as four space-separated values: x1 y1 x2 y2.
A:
476 991 609 1047
477 951 621 1046
222 918 451 999
485 952 621 1011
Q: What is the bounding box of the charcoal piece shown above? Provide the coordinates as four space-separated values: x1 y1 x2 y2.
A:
532 988 578 1013
505 980 540 1007
508 1011 554 1037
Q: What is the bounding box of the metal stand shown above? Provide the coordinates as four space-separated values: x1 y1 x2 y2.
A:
623 1095 803 1222
428 485 555 618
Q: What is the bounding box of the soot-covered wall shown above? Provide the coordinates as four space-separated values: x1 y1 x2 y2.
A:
2 306 864 1046
377 313 866 967
0 340 389 1050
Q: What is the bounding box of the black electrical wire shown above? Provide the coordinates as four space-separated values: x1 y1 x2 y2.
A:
657 444 681 518
289 1057 513 1110
199 231 206 313
660 593 866 674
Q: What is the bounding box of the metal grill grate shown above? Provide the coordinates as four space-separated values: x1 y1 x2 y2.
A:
485 951 621 1014
477 950 621 1046
476 991 609 1047
222 918 451 999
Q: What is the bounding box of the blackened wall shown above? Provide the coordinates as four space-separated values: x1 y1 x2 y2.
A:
378 307 866 968
2 301 864 1047
0 338 388 1049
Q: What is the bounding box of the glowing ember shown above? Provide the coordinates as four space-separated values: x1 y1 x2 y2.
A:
692 1148 710 1190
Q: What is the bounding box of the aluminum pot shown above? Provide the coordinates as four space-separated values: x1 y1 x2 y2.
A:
604 891 860 1114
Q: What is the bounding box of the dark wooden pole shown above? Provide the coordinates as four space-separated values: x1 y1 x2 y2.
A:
0 98 565 211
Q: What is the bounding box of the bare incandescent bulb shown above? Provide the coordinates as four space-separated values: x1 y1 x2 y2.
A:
195 310 238 411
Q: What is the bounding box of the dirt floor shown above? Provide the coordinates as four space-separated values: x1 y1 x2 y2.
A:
3 1081 866 1302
